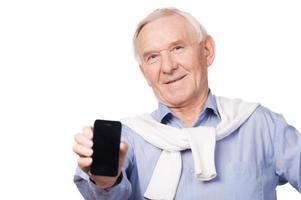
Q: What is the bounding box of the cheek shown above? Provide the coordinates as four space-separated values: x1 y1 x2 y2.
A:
173 50 202 71
144 66 160 85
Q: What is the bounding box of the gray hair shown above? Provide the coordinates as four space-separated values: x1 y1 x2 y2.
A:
133 7 208 64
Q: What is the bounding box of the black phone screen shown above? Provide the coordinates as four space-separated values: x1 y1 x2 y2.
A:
90 119 121 176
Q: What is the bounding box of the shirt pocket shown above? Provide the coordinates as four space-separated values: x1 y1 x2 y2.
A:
224 161 263 200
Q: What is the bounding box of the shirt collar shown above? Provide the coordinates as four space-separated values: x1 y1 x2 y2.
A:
151 90 221 123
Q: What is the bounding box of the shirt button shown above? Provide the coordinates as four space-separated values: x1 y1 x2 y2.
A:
189 169 194 174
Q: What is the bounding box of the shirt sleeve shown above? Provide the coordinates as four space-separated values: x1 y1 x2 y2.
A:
73 167 132 200
273 114 301 192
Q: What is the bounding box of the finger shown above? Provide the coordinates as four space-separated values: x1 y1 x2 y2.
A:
120 142 128 156
82 126 93 140
73 144 93 157
78 157 93 171
118 142 128 168
74 133 93 148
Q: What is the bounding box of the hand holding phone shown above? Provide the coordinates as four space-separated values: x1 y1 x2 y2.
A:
90 119 122 176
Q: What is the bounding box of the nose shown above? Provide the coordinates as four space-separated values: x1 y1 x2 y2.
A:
161 51 177 74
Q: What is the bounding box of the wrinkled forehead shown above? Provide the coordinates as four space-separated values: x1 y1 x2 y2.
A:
136 14 198 55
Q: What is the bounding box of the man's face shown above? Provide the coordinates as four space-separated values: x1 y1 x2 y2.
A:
136 14 215 108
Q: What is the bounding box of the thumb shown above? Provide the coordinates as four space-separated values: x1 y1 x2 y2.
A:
119 142 128 158
118 142 128 170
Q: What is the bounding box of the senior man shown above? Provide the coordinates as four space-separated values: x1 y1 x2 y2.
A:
73 8 301 200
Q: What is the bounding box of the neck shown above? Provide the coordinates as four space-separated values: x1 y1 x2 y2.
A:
169 88 209 127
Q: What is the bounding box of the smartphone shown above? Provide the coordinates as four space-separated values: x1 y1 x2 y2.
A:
90 119 121 176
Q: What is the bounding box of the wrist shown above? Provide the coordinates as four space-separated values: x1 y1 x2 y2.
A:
89 172 123 189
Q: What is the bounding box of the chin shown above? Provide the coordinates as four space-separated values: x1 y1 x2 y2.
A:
154 88 193 107
162 95 191 108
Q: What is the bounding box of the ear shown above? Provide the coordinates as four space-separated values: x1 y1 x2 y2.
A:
139 64 152 86
203 35 215 67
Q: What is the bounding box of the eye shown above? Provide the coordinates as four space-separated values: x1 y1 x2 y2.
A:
149 54 158 60
173 45 184 52
146 53 160 63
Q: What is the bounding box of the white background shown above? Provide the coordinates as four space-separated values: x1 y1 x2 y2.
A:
0 0 300 199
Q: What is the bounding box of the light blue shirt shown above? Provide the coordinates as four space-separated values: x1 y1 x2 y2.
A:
74 92 301 200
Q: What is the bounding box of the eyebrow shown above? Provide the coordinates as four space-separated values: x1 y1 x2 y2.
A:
142 40 185 59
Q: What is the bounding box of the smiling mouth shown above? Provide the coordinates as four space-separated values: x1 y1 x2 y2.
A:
165 75 186 84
